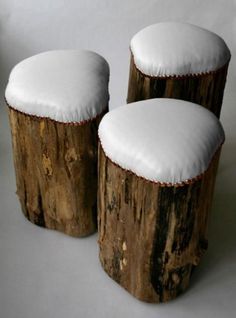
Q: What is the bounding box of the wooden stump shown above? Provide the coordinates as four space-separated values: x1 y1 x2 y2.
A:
98 143 221 302
8 107 107 237
127 55 229 118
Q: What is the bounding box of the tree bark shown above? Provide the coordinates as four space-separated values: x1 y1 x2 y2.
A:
98 143 221 302
8 107 107 237
127 55 229 118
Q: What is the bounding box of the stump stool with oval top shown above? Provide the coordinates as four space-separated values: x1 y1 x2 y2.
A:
6 50 109 237
127 22 231 118
98 98 225 302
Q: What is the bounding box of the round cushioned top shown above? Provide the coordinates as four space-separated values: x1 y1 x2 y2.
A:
5 50 109 123
130 22 231 77
99 99 225 184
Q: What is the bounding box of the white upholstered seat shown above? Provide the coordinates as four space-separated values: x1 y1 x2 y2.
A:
98 99 225 184
130 22 231 77
5 50 109 123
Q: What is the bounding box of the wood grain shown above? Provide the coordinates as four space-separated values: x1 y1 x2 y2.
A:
127 55 229 118
98 143 221 302
8 107 107 237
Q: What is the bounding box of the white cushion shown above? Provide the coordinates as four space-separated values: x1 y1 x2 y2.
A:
5 50 109 123
130 22 231 77
99 99 224 184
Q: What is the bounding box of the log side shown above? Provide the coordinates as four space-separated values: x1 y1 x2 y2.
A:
127 55 229 118
8 107 106 237
98 144 221 302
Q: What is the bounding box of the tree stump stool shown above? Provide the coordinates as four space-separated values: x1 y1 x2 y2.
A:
127 22 231 118
6 50 109 237
98 99 225 302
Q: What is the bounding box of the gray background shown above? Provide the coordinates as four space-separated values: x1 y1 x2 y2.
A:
0 1 235 317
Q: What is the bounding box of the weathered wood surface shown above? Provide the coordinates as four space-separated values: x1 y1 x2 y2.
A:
8 107 106 237
98 144 221 302
127 55 229 118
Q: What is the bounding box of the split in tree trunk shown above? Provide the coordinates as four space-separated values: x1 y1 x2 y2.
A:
8 107 107 237
127 55 229 118
98 143 221 302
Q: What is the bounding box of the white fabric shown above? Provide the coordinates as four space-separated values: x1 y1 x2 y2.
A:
5 50 109 123
130 22 231 77
99 99 224 184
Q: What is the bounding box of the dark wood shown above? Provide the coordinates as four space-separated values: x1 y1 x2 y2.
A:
127 55 229 118
98 144 221 302
8 107 107 237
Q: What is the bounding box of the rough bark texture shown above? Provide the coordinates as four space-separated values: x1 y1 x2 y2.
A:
98 144 221 302
8 107 107 237
127 55 229 118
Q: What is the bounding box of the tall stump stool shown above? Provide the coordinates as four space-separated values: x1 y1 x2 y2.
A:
98 99 224 302
127 22 231 118
6 50 109 237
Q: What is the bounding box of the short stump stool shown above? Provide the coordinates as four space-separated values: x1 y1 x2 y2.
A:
127 22 231 118
6 50 109 237
98 99 224 302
